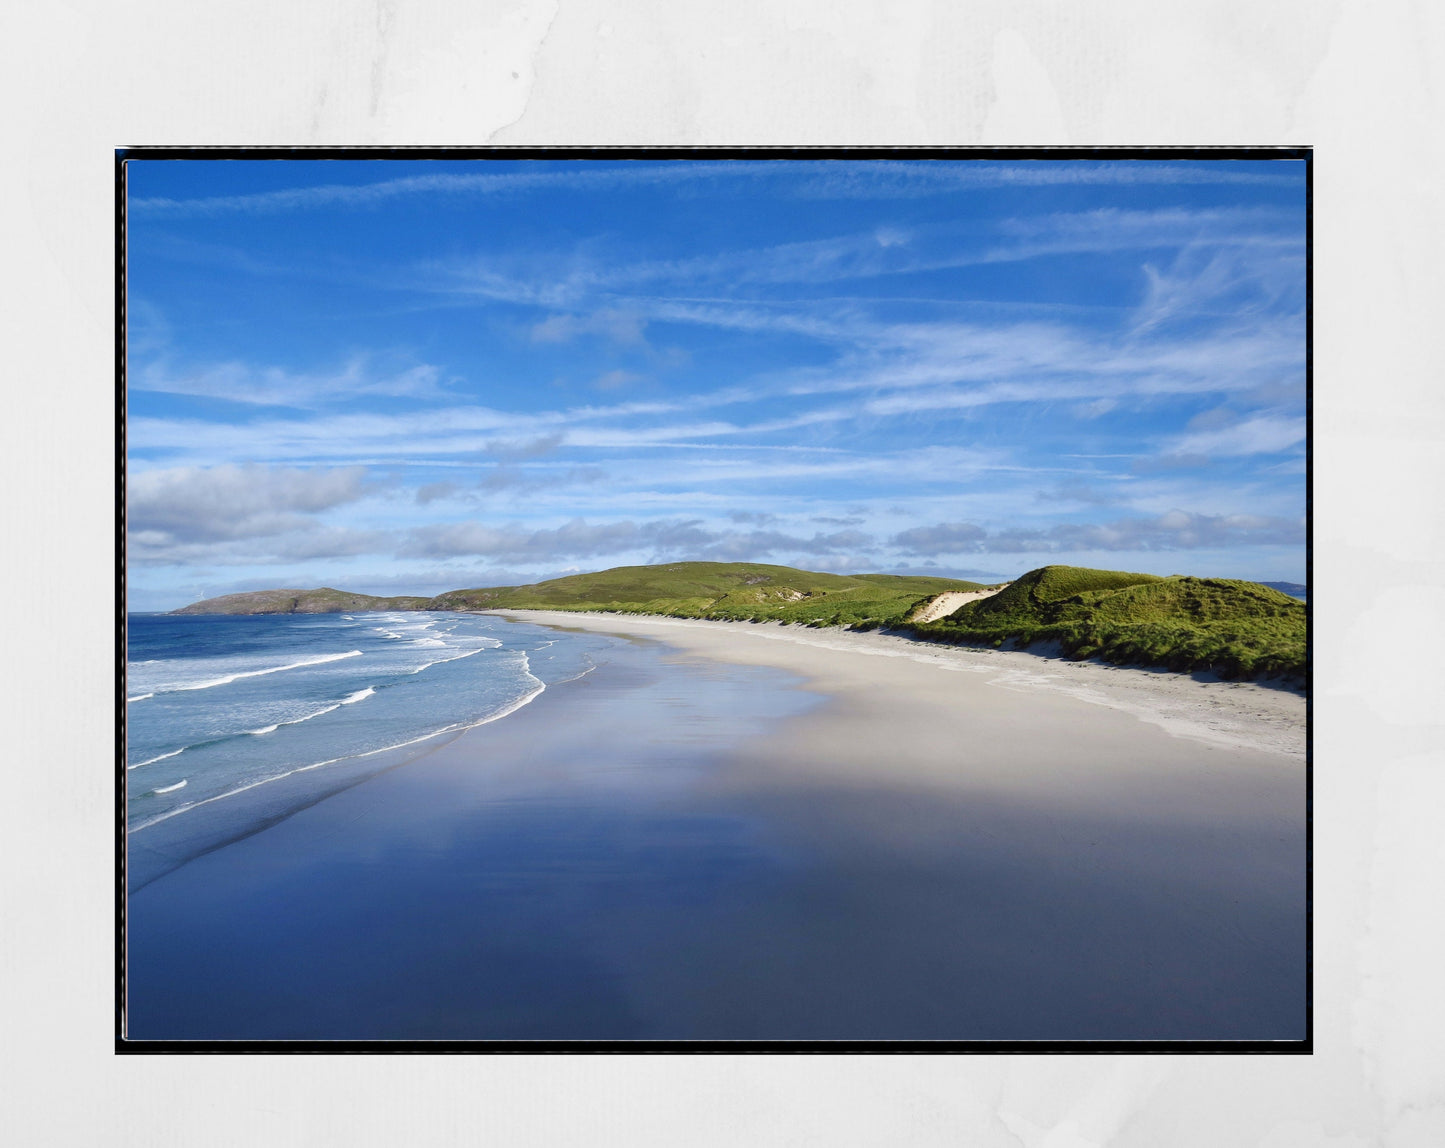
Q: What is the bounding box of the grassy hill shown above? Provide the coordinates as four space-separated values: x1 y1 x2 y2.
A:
908 565 1306 681
170 588 431 615
430 562 985 628
167 562 1305 682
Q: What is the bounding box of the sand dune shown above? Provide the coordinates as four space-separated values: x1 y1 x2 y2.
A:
908 585 1007 623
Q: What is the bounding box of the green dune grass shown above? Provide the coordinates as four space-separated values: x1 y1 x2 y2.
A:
430 562 984 629
908 565 1306 681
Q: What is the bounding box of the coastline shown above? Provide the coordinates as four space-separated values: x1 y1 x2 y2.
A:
127 609 1305 1040
493 610 1306 760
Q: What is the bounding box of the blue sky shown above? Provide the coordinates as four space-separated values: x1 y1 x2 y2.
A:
126 158 1306 611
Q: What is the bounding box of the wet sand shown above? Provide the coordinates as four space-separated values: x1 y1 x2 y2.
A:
125 615 1305 1042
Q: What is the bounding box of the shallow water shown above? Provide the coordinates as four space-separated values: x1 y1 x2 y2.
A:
125 626 824 1038
125 611 615 888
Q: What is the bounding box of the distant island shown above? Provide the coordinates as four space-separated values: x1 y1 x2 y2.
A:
170 587 433 615
170 562 1306 683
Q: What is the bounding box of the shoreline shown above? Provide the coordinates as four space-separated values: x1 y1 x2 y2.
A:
127 609 1306 1040
126 631 826 1039
490 610 1306 761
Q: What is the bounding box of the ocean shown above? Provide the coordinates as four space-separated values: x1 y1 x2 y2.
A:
124 610 615 889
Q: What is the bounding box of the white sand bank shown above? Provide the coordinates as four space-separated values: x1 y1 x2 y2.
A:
908 585 1006 623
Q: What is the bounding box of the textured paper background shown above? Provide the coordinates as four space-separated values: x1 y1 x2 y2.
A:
2 1 1441 1143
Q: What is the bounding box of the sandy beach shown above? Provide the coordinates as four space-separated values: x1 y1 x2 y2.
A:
502 610 1306 760
126 612 1305 1042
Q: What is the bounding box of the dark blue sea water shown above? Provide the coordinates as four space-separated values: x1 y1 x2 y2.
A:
125 610 614 887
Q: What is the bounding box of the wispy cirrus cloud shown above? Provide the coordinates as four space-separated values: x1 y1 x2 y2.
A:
1169 414 1306 458
130 161 1297 219
132 352 456 408
786 161 1297 198
126 313 1299 472
423 205 1301 312
1133 244 1304 335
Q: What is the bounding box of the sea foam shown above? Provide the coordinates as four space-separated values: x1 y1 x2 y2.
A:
129 746 186 770
132 653 547 833
126 614 585 865
171 649 364 693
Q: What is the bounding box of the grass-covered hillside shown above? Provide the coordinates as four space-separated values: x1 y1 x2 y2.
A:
167 562 1305 683
908 565 1306 681
170 588 431 615
431 562 985 628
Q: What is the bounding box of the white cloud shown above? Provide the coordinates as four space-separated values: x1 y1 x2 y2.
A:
128 526 391 569
414 481 460 505
594 369 643 391
483 433 566 460
1133 241 1305 334
134 355 452 407
402 519 655 561
530 308 648 346
891 522 988 554
891 511 1304 556
429 206 1301 313
1172 415 1306 458
400 517 876 564
127 464 372 545
1075 398 1118 419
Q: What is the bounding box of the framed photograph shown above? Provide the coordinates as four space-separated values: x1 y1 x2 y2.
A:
119 149 1308 1050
